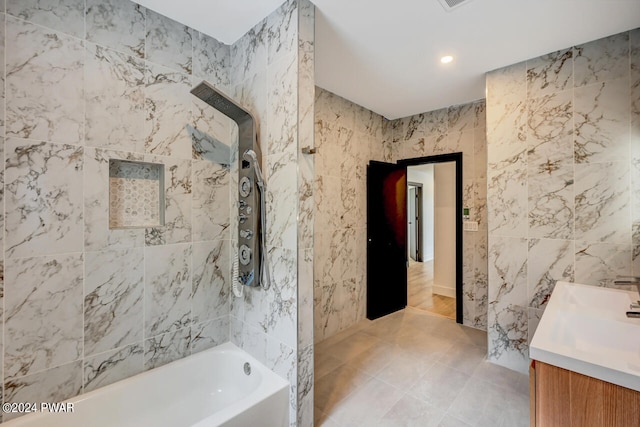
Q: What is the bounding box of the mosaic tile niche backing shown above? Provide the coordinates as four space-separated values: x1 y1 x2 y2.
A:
109 159 165 228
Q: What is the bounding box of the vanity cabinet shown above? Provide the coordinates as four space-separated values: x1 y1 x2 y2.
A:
530 360 640 426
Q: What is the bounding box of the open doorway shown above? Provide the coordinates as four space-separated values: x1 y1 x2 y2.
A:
406 162 456 320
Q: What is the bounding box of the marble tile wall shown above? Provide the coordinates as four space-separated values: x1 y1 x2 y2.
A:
227 1 313 425
1 0 234 420
314 88 385 342
314 89 487 342
386 100 489 331
486 28 640 373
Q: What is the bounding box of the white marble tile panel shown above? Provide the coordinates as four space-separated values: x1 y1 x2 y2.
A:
144 62 193 159
191 317 229 354
7 0 83 37
528 160 574 240
193 32 230 88
86 0 145 58
575 161 630 244
6 16 84 144
230 19 267 85
528 239 574 309
144 327 191 370
267 0 297 66
83 344 144 393
487 61 526 103
632 29 640 131
423 108 448 135
144 243 192 337
267 57 297 156
144 156 192 245
487 303 528 373
486 98 527 164
574 32 629 87
5 139 83 258
526 48 573 97
192 240 229 324
85 43 145 152
488 236 528 310
527 90 573 165
0 17 5 137
266 151 297 249
298 248 314 348
487 152 527 237
84 248 144 356
84 147 145 251
145 9 192 74
192 160 229 242
575 241 632 288
3 361 82 422
448 103 476 133
5 253 83 380
574 78 630 164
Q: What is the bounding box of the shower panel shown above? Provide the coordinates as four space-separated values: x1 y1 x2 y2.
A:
191 81 270 292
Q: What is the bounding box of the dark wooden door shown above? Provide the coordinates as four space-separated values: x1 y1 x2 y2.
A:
367 161 407 320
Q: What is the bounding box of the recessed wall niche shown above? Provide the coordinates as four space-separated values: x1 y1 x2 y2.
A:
109 159 165 229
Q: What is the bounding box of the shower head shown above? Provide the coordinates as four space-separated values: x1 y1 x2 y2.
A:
243 149 265 189
191 81 251 124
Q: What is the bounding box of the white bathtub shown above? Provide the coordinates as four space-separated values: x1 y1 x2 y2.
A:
2 342 289 427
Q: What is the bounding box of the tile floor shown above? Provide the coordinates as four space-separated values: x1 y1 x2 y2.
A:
314 308 530 426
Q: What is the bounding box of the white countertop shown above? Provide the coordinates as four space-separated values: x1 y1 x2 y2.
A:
529 281 640 392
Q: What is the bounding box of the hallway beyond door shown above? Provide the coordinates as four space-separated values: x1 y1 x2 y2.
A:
408 260 455 319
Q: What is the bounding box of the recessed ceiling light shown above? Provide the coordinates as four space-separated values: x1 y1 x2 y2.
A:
441 55 454 64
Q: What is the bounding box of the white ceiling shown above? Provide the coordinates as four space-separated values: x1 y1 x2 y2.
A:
134 0 640 119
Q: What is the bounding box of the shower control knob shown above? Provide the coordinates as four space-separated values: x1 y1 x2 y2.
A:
240 229 253 240
239 200 247 209
246 206 253 214
239 245 252 266
239 214 248 224
239 177 252 198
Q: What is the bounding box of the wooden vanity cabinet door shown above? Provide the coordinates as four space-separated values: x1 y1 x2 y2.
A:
534 361 640 426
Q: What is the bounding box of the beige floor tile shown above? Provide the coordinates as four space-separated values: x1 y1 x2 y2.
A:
447 376 509 426
378 394 445 427
315 364 371 413
322 330 382 362
438 341 486 375
438 414 473 427
408 363 471 412
314 351 344 380
374 353 435 390
329 377 404 427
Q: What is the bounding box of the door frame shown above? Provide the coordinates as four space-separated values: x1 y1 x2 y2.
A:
400 153 463 324
407 182 423 262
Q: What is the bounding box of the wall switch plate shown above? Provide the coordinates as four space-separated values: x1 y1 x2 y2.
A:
463 221 479 232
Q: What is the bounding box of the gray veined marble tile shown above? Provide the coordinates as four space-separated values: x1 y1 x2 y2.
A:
192 160 230 242
193 32 230 88
267 56 297 156
84 147 145 252
267 0 297 66
574 78 630 164
527 90 573 165
4 253 83 380
0 16 5 137
575 241 632 288
84 343 144 393
528 239 574 309
144 327 191 370
487 152 527 238
485 97 527 164
487 303 528 373
6 16 84 145
526 48 573 97
84 248 144 356
7 0 84 38
448 103 476 133
145 8 192 74
401 114 425 141
86 0 145 58
85 43 145 152
488 236 528 309
632 29 640 130
5 139 84 259
192 240 229 324
266 247 297 348
574 32 629 88
575 161 630 244
191 317 229 354
144 156 192 246
266 152 297 250
3 360 82 422
145 62 193 159
528 160 574 240
144 243 192 337
424 108 449 136
487 61 526 102
230 19 267 85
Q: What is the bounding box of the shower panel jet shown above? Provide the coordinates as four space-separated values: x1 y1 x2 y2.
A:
191 81 270 295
